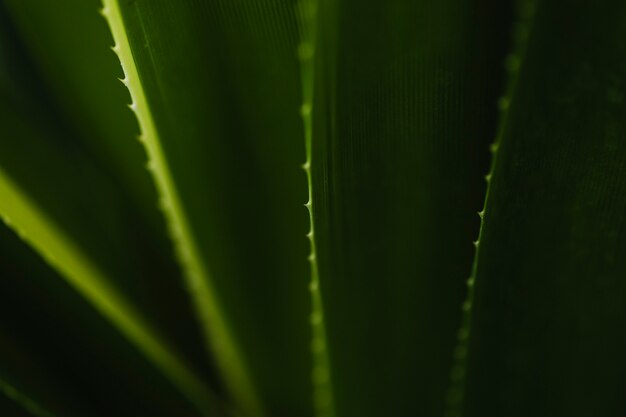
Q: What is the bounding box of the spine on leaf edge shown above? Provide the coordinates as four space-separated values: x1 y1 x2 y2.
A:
297 1 335 417
443 2 538 416
99 2 261 416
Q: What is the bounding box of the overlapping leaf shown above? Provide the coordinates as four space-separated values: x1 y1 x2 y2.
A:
0 223 212 417
1 1 624 416
101 1 312 416
0 3 217 414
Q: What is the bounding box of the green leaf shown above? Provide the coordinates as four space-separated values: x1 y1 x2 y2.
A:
462 1 626 416
3 0 158 225
296 0 333 415
101 1 311 416
0 5 218 414
0 223 213 417
309 1 513 416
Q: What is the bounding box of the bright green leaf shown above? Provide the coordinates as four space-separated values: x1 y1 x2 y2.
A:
101 1 312 416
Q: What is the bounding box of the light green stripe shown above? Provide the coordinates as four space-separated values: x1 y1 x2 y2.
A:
100 1 261 415
0 158 216 415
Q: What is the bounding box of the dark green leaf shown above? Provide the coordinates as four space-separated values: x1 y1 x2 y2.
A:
0 224 210 417
310 1 513 416
463 1 626 416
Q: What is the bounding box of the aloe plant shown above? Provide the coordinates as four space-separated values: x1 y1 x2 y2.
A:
1 0 625 416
